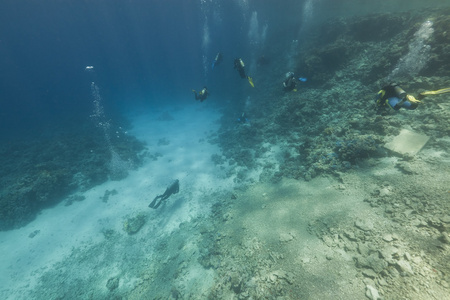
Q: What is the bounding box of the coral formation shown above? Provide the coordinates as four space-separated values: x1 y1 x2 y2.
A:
123 213 147 235
0 119 146 231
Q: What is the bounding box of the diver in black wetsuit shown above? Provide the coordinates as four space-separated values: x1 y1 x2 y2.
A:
234 58 254 87
148 179 180 209
283 72 297 92
192 87 209 102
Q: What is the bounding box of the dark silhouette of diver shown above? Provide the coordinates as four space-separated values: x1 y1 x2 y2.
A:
212 52 223 70
148 179 179 209
192 86 209 102
283 72 298 92
234 58 254 87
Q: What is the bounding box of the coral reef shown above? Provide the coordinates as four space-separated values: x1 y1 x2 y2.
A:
0 120 146 231
217 8 450 182
123 213 147 235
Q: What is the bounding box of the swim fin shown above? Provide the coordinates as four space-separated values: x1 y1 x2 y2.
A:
247 76 254 88
149 195 162 209
418 87 450 99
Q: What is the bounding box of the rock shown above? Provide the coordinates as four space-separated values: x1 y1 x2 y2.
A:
439 233 450 244
279 232 295 242
378 187 391 197
344 230 358 241
362 269 377 279
377 277 387 286
365 284 382 300
106 277 119 291
440 280 449 288
356 253 388 273
123 213 147 235
395 161 415 174
322 235 335 247
355 218 374 231
382 234 393 242
441 215 450 223
344 240 357 252
404 252 412 261
379 246 398 264
28 230 40 238
271 270 294 284
358 243 370 256
396 260 414 276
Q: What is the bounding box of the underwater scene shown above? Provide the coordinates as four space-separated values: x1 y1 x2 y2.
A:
1 0 450 299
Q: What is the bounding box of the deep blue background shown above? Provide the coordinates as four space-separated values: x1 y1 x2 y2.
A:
6 0 439 139
0 0 314 137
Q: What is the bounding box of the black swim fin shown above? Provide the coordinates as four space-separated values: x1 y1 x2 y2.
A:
149 196 160 208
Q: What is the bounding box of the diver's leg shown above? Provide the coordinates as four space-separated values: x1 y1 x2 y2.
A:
401 101 418 110
149 195 162 208
387 97 402 110
153 199 163 209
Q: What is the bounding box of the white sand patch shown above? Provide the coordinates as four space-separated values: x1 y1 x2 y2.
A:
384 129 430 156
0 103 234 299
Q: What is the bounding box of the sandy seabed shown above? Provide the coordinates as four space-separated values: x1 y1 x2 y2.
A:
1 102 449 300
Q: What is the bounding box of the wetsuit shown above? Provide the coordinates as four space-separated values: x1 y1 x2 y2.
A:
376 84 419 111
149 179 180 209
283 74 297 91
194 88 208 102
234 58 247 78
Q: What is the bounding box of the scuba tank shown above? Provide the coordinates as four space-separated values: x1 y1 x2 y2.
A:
392 84 406 99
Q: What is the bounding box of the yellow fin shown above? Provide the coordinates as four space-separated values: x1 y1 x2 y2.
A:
248 76 254 88
420 87 450 97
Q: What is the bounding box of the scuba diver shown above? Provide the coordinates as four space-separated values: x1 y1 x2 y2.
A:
376 83 450 112
283 72 298 92
234 58 254 87
192 86 209 102
212 52 223 70
237 112 249 124
148 179 180 209
375 83 421 111
282 72 307 92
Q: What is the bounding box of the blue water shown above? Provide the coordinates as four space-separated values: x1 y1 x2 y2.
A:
1 0 448 140
1 1 450 298
0 0 299 138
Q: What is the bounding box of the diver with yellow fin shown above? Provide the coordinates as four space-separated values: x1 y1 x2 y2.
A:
375 83 450 112
376 83 421 111
234 58 254 87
